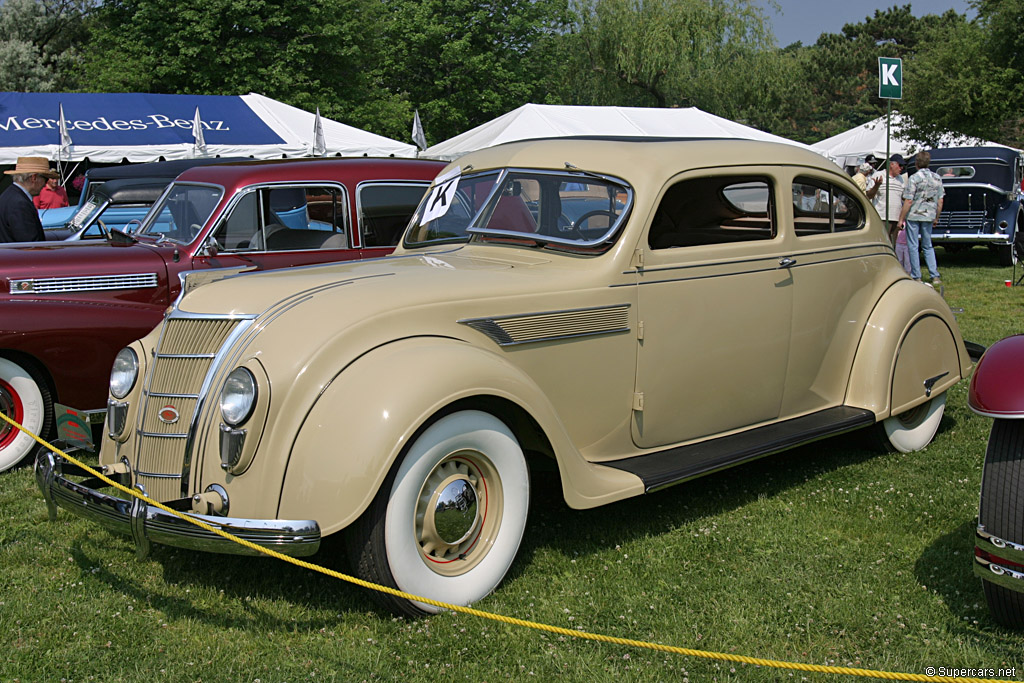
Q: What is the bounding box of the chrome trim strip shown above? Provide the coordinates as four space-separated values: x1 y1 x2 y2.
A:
147 391 201 399
9 272 159 295
135 470 182 479
977 525 1024 566
138 430 189 439
459 304 631 346
155 353 217 360
975 558 1024 593
35 451 320 558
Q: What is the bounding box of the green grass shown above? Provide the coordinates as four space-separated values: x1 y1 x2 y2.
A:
3 249 1024 682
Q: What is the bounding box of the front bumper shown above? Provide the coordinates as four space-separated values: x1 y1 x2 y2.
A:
35 451 321 558
975 524 1024 593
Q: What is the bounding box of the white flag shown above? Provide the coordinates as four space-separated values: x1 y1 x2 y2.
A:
58 103 72 153
192 107 207 155
312 107 327 156
412 110 427 151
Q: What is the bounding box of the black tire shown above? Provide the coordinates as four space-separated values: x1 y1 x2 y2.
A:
978 419 1024 628
996 243 1017 267
345 410 529 617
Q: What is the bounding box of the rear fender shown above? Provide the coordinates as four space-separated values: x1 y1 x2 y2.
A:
846 280 969 418
278 337 644 535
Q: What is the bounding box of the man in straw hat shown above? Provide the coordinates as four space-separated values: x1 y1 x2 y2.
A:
1 156 60 242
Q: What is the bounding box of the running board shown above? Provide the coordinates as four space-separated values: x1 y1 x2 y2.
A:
605 406 876 492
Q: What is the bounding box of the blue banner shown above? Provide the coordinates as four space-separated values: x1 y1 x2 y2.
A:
0 92 284 146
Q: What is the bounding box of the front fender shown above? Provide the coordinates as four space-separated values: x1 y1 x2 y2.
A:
846 280 970 418
277 336 644 535
969 334 1024 418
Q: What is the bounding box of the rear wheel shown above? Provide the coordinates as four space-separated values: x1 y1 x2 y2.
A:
346 410 530 616
978 419 1024 628
0 358 53 472
879 393 946 453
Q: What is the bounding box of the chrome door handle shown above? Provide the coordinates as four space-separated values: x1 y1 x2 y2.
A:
778 257 797 268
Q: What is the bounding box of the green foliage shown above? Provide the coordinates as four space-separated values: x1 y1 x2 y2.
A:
900 0 1024 148
79 0 389 132
0 0 90 91
371 0 574 144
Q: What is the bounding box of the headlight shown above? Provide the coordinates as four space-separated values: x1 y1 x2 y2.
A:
220 367 257 426
109 347 139 399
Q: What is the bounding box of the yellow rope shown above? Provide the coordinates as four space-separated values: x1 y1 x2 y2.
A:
2 411 1016 682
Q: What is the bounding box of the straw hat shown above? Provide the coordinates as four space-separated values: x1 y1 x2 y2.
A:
4 156 59 178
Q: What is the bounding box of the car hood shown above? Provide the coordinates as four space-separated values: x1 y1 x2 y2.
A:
176 246 567 320
0 239 169 291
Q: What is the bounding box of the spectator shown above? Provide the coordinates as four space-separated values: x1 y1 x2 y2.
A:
898 150 944 285
1 157 58 243
33 176 70 210
866 153 906 244
852 162 873 194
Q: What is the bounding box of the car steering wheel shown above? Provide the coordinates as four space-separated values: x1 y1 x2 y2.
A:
570 209 617 238
189 223 203 240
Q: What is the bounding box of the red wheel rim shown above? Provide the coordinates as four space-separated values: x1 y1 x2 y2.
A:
0 377 25 450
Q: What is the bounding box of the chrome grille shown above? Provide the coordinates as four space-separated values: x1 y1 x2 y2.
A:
135 316 247 501
461 305 631 346
935 211 988 232
8 273 158 294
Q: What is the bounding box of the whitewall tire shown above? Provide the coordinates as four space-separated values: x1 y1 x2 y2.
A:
0 358 49 473
882 393 946 453
348 410 530 616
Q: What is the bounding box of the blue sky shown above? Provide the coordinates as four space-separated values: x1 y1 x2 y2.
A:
753 0 975 47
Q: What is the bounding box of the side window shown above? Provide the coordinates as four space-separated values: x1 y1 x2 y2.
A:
263 186 346 251
359 182 430 247
793 177 865 236
648 176 774 249
215 192 259 250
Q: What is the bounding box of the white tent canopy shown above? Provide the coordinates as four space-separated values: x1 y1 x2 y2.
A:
810 114 1010 168
0 91 417 163
421 104 822 160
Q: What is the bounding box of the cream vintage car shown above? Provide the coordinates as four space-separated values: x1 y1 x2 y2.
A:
37 138 971 616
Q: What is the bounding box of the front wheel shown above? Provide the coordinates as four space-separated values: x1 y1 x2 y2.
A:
880 393 946 453
979 419 1024 628
347 410 530 616
0 358 53 473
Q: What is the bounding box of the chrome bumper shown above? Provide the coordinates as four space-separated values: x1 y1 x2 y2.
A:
35 451 321 558
932 233 1011 244
974 525 1024 593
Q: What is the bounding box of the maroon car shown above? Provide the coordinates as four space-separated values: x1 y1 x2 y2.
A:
969 333 1024 628
0 157 445 471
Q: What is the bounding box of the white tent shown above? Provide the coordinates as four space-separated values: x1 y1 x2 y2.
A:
810 114 1010 168
0 92 417 163
421 104 823 161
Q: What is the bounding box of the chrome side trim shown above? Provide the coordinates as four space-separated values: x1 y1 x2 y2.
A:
9 272 159 294
977 525 1024 566
35 451 320 558
460 304 631 346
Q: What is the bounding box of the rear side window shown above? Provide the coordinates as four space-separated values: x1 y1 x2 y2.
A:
792 178 864 236
213 185 347 251
648 176 774 249
358 182 431 247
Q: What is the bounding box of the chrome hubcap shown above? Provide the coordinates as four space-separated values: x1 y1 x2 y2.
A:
433 478 479 545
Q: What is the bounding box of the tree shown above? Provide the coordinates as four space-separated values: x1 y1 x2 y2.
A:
899 0 1024 147
372 0 574 145
78 0 393 134
567 0 775 111
0 0 91 91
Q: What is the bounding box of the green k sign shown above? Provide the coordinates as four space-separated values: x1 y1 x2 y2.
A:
879 57 903 99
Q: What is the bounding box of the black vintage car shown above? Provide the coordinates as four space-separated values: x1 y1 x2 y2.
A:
925 146 1024 266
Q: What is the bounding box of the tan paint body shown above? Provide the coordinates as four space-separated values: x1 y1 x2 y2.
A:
100 139 971 535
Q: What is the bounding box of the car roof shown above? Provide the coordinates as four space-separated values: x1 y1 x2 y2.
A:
446 137 842 188
85 157 252 181
173 157 446 189
94 177 175 204
927 146 1021 165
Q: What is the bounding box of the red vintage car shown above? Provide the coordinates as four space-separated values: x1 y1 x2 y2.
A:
969 333 1024 628
0 157 445 471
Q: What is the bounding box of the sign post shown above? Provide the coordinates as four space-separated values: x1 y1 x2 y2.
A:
878 57 903 223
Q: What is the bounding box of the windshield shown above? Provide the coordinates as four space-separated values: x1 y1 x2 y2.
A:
137 182 223 243
404 168 631 250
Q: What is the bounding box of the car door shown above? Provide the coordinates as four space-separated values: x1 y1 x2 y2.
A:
778 172 893 417
632 168 794 449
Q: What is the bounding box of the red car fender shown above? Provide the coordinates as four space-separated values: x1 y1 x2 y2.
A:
969 334 1024 418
